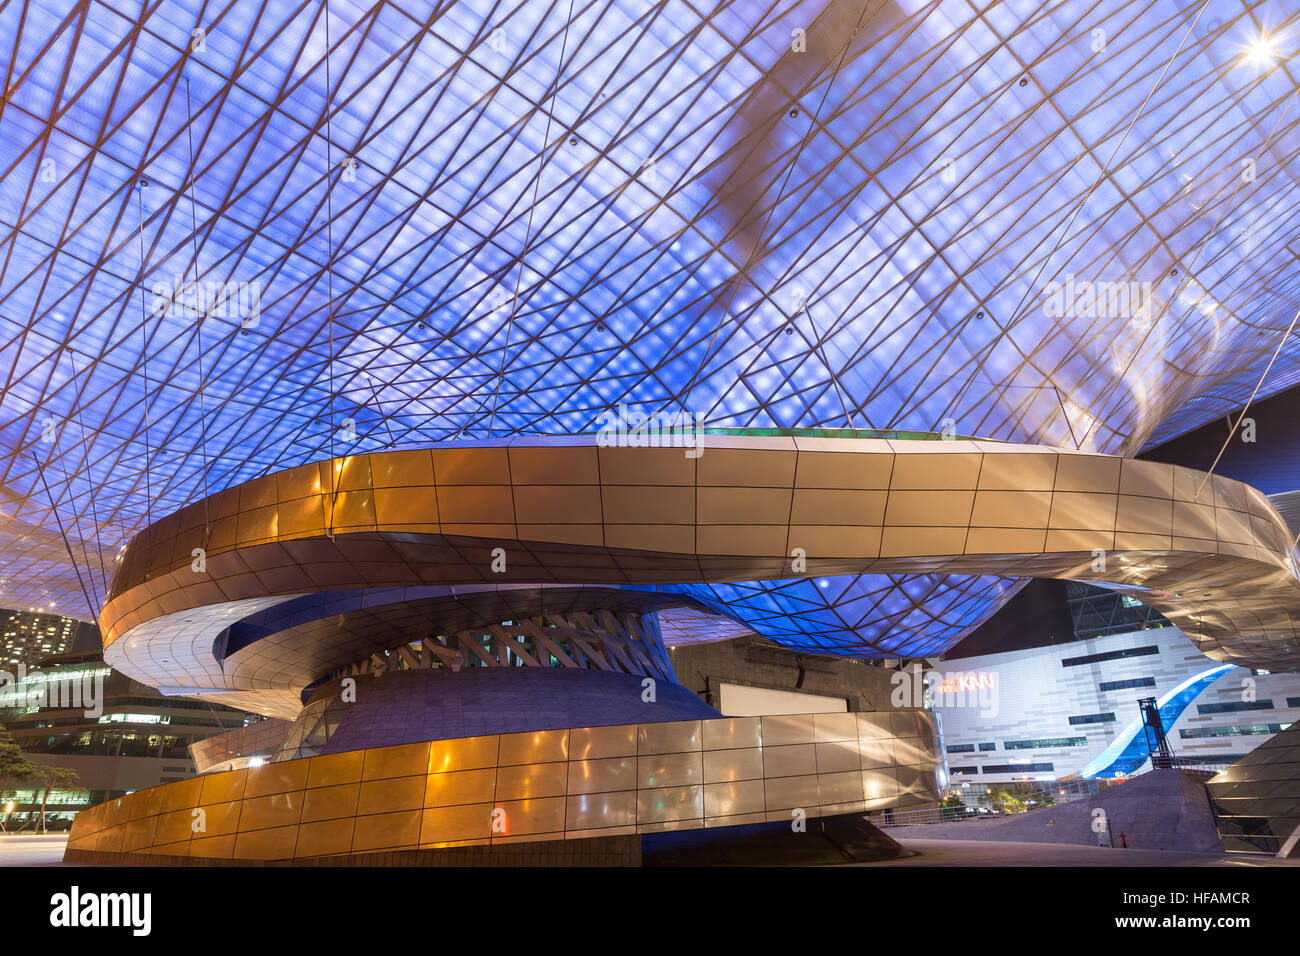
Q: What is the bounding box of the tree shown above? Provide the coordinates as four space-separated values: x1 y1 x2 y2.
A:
939 793 965 821
1004 780 1055 808
0 724 84 832
988 788 1026 815
30 765 84 834
0 724 40 832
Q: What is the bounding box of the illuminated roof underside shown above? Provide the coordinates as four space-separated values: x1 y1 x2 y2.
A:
2 1 1300 662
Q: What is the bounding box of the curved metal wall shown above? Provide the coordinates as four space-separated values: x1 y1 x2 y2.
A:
65 710 943 862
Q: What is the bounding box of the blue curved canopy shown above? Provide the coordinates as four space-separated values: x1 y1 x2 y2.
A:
1076 663 1236 779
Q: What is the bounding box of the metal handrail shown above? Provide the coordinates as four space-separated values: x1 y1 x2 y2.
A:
873 764 1233 827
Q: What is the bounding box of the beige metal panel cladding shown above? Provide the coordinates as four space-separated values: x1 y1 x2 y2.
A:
98 437 1300 715
63 710 943 862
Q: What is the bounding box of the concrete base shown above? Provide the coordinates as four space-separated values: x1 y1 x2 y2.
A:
64 833 642 867
642 812 907 866
886 770 1223 853
62 812 906 866
864 837 1295 867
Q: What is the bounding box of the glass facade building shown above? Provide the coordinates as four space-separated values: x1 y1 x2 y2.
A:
0 646 257 830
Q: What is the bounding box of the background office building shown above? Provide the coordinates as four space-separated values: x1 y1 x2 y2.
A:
0 610 98 671
0 630 259 830
934 586 1300 786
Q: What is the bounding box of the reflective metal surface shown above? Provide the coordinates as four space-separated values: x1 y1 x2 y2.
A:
1207 721 1300 855
97 436 1300 718
65 710 944 861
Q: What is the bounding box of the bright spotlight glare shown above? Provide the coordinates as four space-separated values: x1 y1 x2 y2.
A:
1248 35 1276 64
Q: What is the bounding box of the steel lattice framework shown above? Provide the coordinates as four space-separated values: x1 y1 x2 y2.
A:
1 0 1299 659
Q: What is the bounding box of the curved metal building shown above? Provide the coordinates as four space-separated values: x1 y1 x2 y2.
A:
1 0 1298 862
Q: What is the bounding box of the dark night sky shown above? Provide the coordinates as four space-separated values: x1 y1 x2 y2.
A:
945 578 1076 660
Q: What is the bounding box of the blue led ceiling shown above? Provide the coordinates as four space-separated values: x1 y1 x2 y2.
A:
2 0 1299 659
